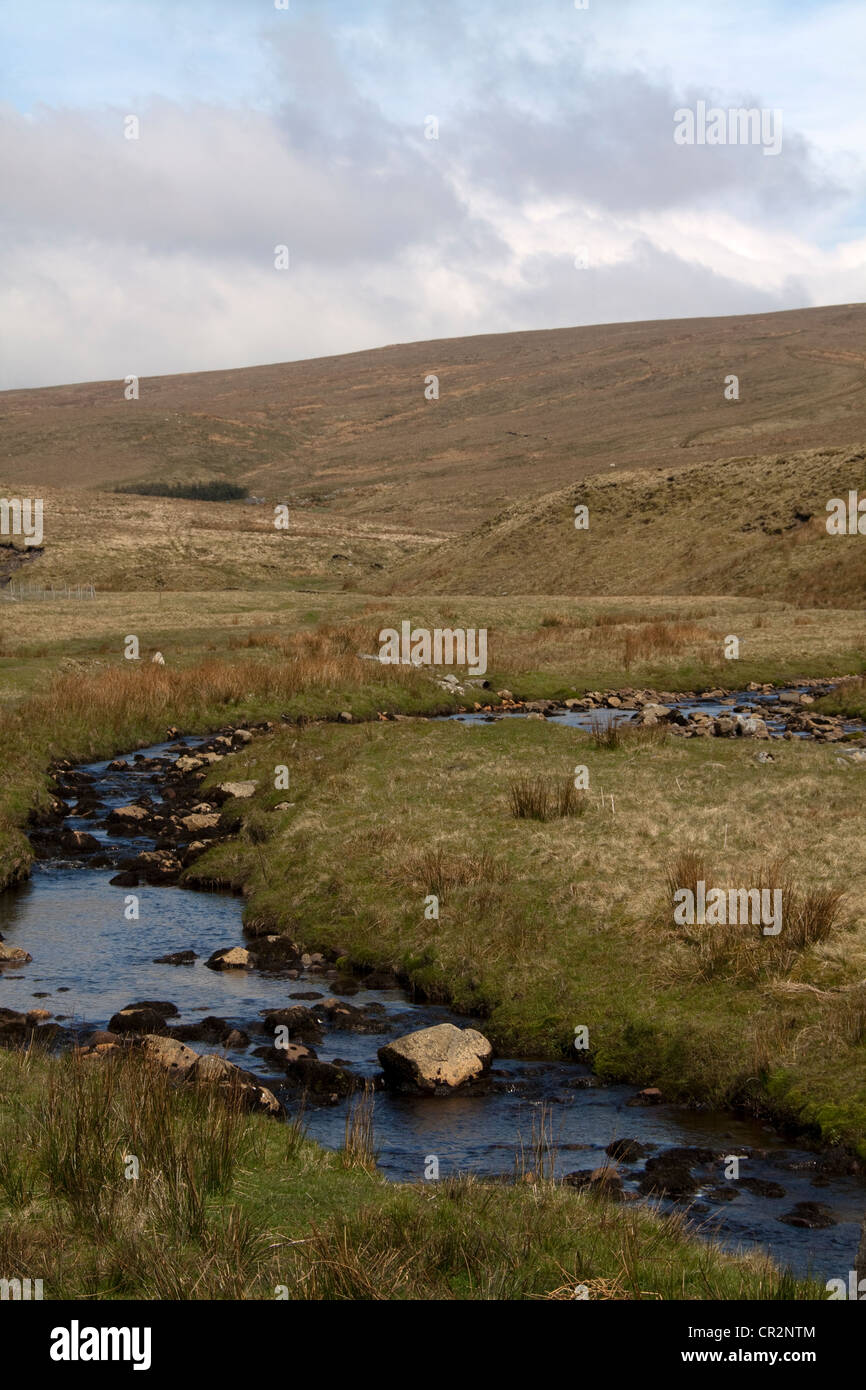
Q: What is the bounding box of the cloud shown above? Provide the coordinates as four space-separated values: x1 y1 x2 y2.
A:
0 4 864 389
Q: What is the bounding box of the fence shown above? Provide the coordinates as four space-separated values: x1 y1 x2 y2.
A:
2 580 96 601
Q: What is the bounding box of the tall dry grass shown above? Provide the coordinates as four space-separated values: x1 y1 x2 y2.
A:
623 622 713 670
390 844 500 894
341 1083 377 1171
662 851 846 983
509 776 587 821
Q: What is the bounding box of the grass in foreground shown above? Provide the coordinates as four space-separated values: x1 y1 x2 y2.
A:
0 1049 817 1301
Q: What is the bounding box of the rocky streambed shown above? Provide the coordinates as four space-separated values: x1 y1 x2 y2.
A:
1 709 865 1284
442 676 866 746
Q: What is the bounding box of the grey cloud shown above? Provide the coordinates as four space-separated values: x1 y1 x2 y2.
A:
455 67 841 218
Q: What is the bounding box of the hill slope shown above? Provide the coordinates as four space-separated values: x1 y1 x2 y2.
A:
2 303 866 535
389 444 866 606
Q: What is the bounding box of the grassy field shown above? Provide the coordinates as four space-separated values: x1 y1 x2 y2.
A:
3 588 865 703
0 1048 816 1300
0 486 442 591
186 713 866 1155
1 592 865 887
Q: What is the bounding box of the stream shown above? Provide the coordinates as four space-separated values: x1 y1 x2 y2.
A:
1 704 864 1287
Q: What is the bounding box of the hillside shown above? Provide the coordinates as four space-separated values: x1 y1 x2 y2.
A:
2 303 866 537
389 444 866 606
0 489 441 592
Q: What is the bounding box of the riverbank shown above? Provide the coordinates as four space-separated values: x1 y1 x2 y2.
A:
3 614 866 1145
0 1046 818 1300
184 711 866 1158
3 652 866 1150
2 596 865 892
3 691 865 1294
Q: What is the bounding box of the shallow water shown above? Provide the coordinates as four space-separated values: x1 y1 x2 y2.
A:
444 684 866 738
0 730 863 1285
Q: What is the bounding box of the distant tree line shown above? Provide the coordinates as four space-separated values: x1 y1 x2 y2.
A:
115 480 248 502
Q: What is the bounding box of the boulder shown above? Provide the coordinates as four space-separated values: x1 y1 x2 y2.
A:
169 1016 231 1044
627 1086 664 1106
261 1006 325 1043
0 944 32 964
249 936 302 970
181 812 221 833
273 1042 315 1065
140 1034 198 1077
564 1166 624 1197
175 756 203 773
60 830 101 854
126 999 179 1017
181 841 209 866
637 703 671 726
377 1022 493 1093
186 1053 281 1116
109 1006 170 1035
301 951 327 969
206 946 253 971
284 1056 358 1099
741 1177 785 1199
637 1156 698 1200
153 949 198 965
131 851 183 884
316 997 389 1034
732 714 770 739
109 871 140 887
779 1201 837 1229
213 781 259 803
705 1185 739 1204
605 1138 652 1163
188 1053 239 1085
108 804 151 828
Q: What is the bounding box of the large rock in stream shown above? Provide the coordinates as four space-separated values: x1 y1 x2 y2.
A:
108 1001 179 1034
378 1022 493 1093
0 944 32 965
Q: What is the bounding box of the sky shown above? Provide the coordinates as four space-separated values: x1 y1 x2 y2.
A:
1 0 864 389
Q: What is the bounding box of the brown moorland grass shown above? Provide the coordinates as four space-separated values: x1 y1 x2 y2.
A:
2 588 865 709
394 443 866 606
4 303 866 542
